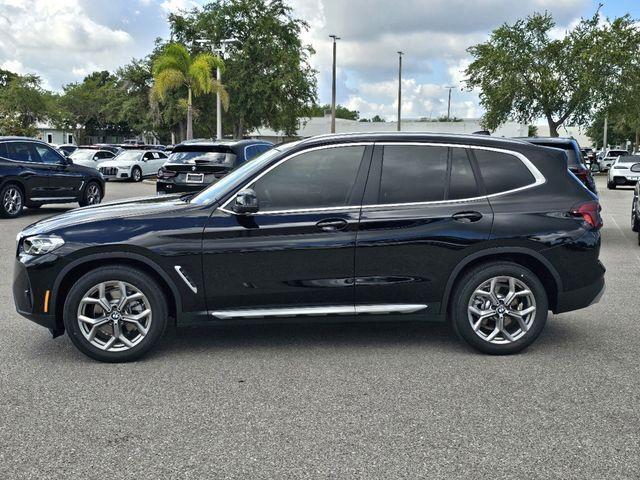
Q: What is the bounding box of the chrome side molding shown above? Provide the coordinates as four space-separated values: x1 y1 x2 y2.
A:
210 304 427 320
174 265 198 294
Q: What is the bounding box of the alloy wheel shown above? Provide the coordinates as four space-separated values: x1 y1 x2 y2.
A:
86 184 101 205
77 281 152 351
3 187 22 215
467 276 536 344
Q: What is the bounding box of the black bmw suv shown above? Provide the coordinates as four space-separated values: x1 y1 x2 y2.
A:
156 139 273 195
13 133 605 362
1 137 105 218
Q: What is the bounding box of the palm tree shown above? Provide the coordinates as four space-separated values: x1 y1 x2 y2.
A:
151 43 228 140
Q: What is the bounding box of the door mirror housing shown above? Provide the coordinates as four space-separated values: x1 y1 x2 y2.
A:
232 188 259 214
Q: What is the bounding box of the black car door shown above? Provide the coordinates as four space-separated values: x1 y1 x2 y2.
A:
33 143 85 200
4 141 53 199
354 143 494 319
201 144 373 319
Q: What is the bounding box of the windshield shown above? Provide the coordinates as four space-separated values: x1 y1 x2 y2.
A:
191 146 289 205
608 150 628 157
113 150 143 163
70 149 96 161
617 155 640 163
169 148 235 166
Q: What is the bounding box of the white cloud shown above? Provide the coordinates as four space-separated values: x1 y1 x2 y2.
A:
159 0 199 14
0 0 133 88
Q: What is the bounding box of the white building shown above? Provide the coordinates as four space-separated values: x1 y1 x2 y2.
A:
250 116 528 143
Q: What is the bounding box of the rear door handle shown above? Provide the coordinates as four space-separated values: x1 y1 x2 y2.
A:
316 218 349 231
452 211 483 223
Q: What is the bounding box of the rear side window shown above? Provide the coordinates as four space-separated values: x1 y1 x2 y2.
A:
245 144 270 161
5 142 41 162
448 148 479 200
379 145 448 203
473 149 535 195
534 142 581 168
0 142 7 158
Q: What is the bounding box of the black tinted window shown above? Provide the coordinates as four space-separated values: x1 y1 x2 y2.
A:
0 142 7 157
34 144 64 164
379 145 447 204
448 148 479 200
6 142 40 162
534 142 581 167
252 146 365 211
474 149 535 194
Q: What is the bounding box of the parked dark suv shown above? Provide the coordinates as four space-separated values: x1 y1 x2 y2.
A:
156 139 273 195
1 137 105 218
517 137 597 194
13 133 604 362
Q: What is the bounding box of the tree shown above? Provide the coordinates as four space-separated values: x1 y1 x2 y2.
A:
465 10 640 136
169 0 317 138
527 125 539 137
0 70 50 136
586 112 635 150
151 43 227 140
305 104 359 120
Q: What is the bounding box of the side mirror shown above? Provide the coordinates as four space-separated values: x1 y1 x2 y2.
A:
232 188 259 214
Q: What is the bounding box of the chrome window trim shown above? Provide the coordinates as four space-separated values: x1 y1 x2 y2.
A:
219 141 546 215
219 142 373 215
211 303 427 319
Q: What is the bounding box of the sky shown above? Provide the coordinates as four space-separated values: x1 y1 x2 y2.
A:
0 0 638 120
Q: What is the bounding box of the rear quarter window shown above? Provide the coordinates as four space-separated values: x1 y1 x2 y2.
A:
473 149 535 195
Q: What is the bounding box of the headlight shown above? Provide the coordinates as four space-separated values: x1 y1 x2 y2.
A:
23 235 65 255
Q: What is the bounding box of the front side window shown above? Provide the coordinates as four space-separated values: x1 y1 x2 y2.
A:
473 149 535 195
379 145 448 204
34 144 64 164
251 146 365 211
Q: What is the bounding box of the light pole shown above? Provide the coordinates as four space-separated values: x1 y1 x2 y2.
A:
397 51 403 131
196 37 237 140
329 35 340 133
445 86 455 121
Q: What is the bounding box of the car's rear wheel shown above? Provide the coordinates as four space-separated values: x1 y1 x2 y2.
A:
63 266 168 362
632 199 639 232
79 181 102 207
451 262 548 354
0 183 24 218
131 166 142 182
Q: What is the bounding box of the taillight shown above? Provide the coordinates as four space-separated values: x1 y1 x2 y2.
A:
573 170 588 181
570 201 602 229
157 168 177 179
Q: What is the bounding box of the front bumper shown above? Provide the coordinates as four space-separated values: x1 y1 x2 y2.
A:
99 167 131 180
13 258 60 334
611 175 640 185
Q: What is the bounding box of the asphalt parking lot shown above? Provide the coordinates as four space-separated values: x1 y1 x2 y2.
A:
0 177 638 479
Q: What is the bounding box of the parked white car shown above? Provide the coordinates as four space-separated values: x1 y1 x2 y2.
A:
599 149 629 171
69 149 116 169
607 154 640 189
98 149 168 182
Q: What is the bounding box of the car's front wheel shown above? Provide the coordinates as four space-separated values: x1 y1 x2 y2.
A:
451 262 548 355
607 180 616 189
63 266 168 362
131 166 142 182
0 183 24 218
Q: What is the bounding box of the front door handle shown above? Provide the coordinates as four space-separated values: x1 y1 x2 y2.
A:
316 218 348 231
452 211 483 223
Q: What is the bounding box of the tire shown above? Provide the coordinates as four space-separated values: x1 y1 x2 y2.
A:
451 262 548 355
131 166 142 182
0 183 24 218
607 181 616 190
63 266 168 362
79 181 102 207
632 200 639 232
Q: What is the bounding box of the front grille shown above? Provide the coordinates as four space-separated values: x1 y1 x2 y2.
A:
100 167 118 176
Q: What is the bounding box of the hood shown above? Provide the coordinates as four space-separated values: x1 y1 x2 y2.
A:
20 194 186 237
72 159 100 169
99 159 134 168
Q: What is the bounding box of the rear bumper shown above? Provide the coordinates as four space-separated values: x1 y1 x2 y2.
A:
554 274 605 314
157 179 209 195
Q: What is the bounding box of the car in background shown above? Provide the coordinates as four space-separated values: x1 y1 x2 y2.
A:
607 154 640 189
99 149 168 182
599 149 629 171
56 144 78 157
0 137 104 217
156 139 273 195
69 148 116 169
517 137 597 194
581 147 596 167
